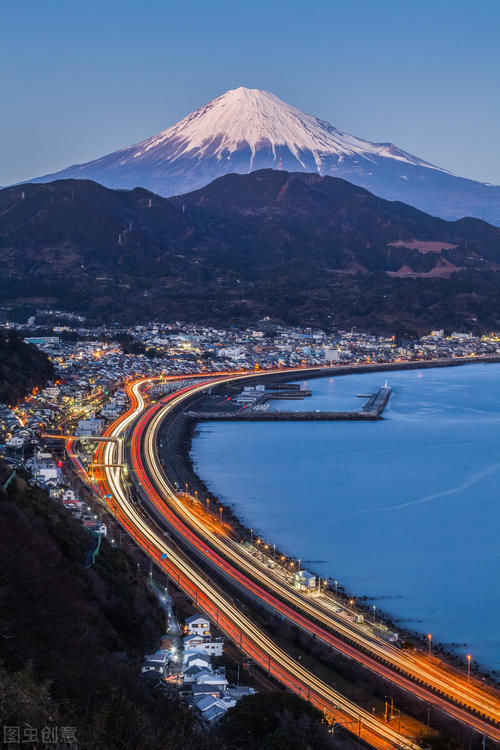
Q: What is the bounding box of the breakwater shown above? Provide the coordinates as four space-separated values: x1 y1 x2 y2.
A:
185 385 392 421
190 363 500 672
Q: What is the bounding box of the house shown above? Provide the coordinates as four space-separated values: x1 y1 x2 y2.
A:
195 669 228 691
183 634 205 649
76 417 102 437
191 693 238 727
183 653 211 671
293 570 316 590
191 683 223 699
183 633 224 656
183 666 213 684
141 660 166 676
185 614 211 636
82 520 107 536
192 694 220 713
145 651 168 667
6 436 24 448
196 702 227 726
141 651 169 680
184 663 228 691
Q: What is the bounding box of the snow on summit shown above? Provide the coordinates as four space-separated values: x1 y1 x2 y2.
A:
127 86 444 172
27 86 500 224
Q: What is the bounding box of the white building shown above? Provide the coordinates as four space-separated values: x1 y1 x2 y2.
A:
323 347 340 362
6 436 24 448
293 570 317 590
76 417 103 437
183 633 224 656
185 614 211 636
184 653 211 671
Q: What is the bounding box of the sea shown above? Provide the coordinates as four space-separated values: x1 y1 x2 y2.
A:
190 363 500 672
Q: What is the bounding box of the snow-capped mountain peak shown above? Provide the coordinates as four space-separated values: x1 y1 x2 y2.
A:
28 87 500 224
122 86 445 174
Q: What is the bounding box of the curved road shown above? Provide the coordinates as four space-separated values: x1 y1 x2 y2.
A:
129 373 500 742
66 369 500 747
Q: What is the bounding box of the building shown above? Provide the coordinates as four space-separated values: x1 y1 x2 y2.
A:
6 436 24 448
185 614 211 636
183 633 224 656
323 347 340 362
24 336 60 345
293 570 317 591
183 653 211 671
82 520 107 536
192 694 236 727
76 417 103 437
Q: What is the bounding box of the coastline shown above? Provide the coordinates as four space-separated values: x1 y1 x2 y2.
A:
158 356 500 684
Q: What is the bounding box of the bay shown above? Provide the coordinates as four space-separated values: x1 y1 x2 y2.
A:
191 363 500 672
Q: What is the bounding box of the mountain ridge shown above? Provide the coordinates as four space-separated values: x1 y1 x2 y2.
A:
2 170 500 332
26 87 500 225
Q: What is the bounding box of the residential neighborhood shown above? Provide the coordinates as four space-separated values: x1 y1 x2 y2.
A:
140 609 254 729
2 310 500 453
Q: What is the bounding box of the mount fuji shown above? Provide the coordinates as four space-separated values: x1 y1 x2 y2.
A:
29 87 500 224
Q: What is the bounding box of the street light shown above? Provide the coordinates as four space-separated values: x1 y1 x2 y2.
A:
467 653 471 682
427 633 432 660
372 604 376 623
334 579 338 596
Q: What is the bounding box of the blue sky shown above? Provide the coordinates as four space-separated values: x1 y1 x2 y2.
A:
1 0 499 185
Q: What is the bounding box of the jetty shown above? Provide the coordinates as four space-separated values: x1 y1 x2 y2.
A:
185 385 392 422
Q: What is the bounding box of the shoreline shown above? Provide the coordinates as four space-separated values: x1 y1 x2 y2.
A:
158 356 500 685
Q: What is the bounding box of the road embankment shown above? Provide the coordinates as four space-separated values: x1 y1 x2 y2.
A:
156 355 500 683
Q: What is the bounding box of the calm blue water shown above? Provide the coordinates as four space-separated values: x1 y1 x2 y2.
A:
191 364 500 671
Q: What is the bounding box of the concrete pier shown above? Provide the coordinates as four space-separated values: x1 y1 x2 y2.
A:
185 385 392 422
362 385 392 416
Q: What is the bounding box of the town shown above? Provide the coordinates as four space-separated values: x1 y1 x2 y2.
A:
1 309 499 745
2 312 500 454
1 314 500 731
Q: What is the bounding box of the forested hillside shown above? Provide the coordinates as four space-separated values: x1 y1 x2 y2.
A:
0 331 55 404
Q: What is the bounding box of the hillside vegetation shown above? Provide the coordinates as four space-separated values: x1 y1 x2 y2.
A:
0 463 351 749
1 172 500 332
0 331 55 404
0 462 200 749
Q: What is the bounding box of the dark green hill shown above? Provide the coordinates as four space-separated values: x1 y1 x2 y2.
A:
0 331 55 404
0 462 350 749
0 462 200 749
1 171 500 331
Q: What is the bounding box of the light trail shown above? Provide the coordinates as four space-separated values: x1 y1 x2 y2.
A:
66 368 500 747
81 377 420 750
127 374 500 741
141 394 500 723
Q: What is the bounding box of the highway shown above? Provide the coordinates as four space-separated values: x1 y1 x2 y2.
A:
135 383 500 726
77 376 422 750
127 374 500 737
65 369 500 747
